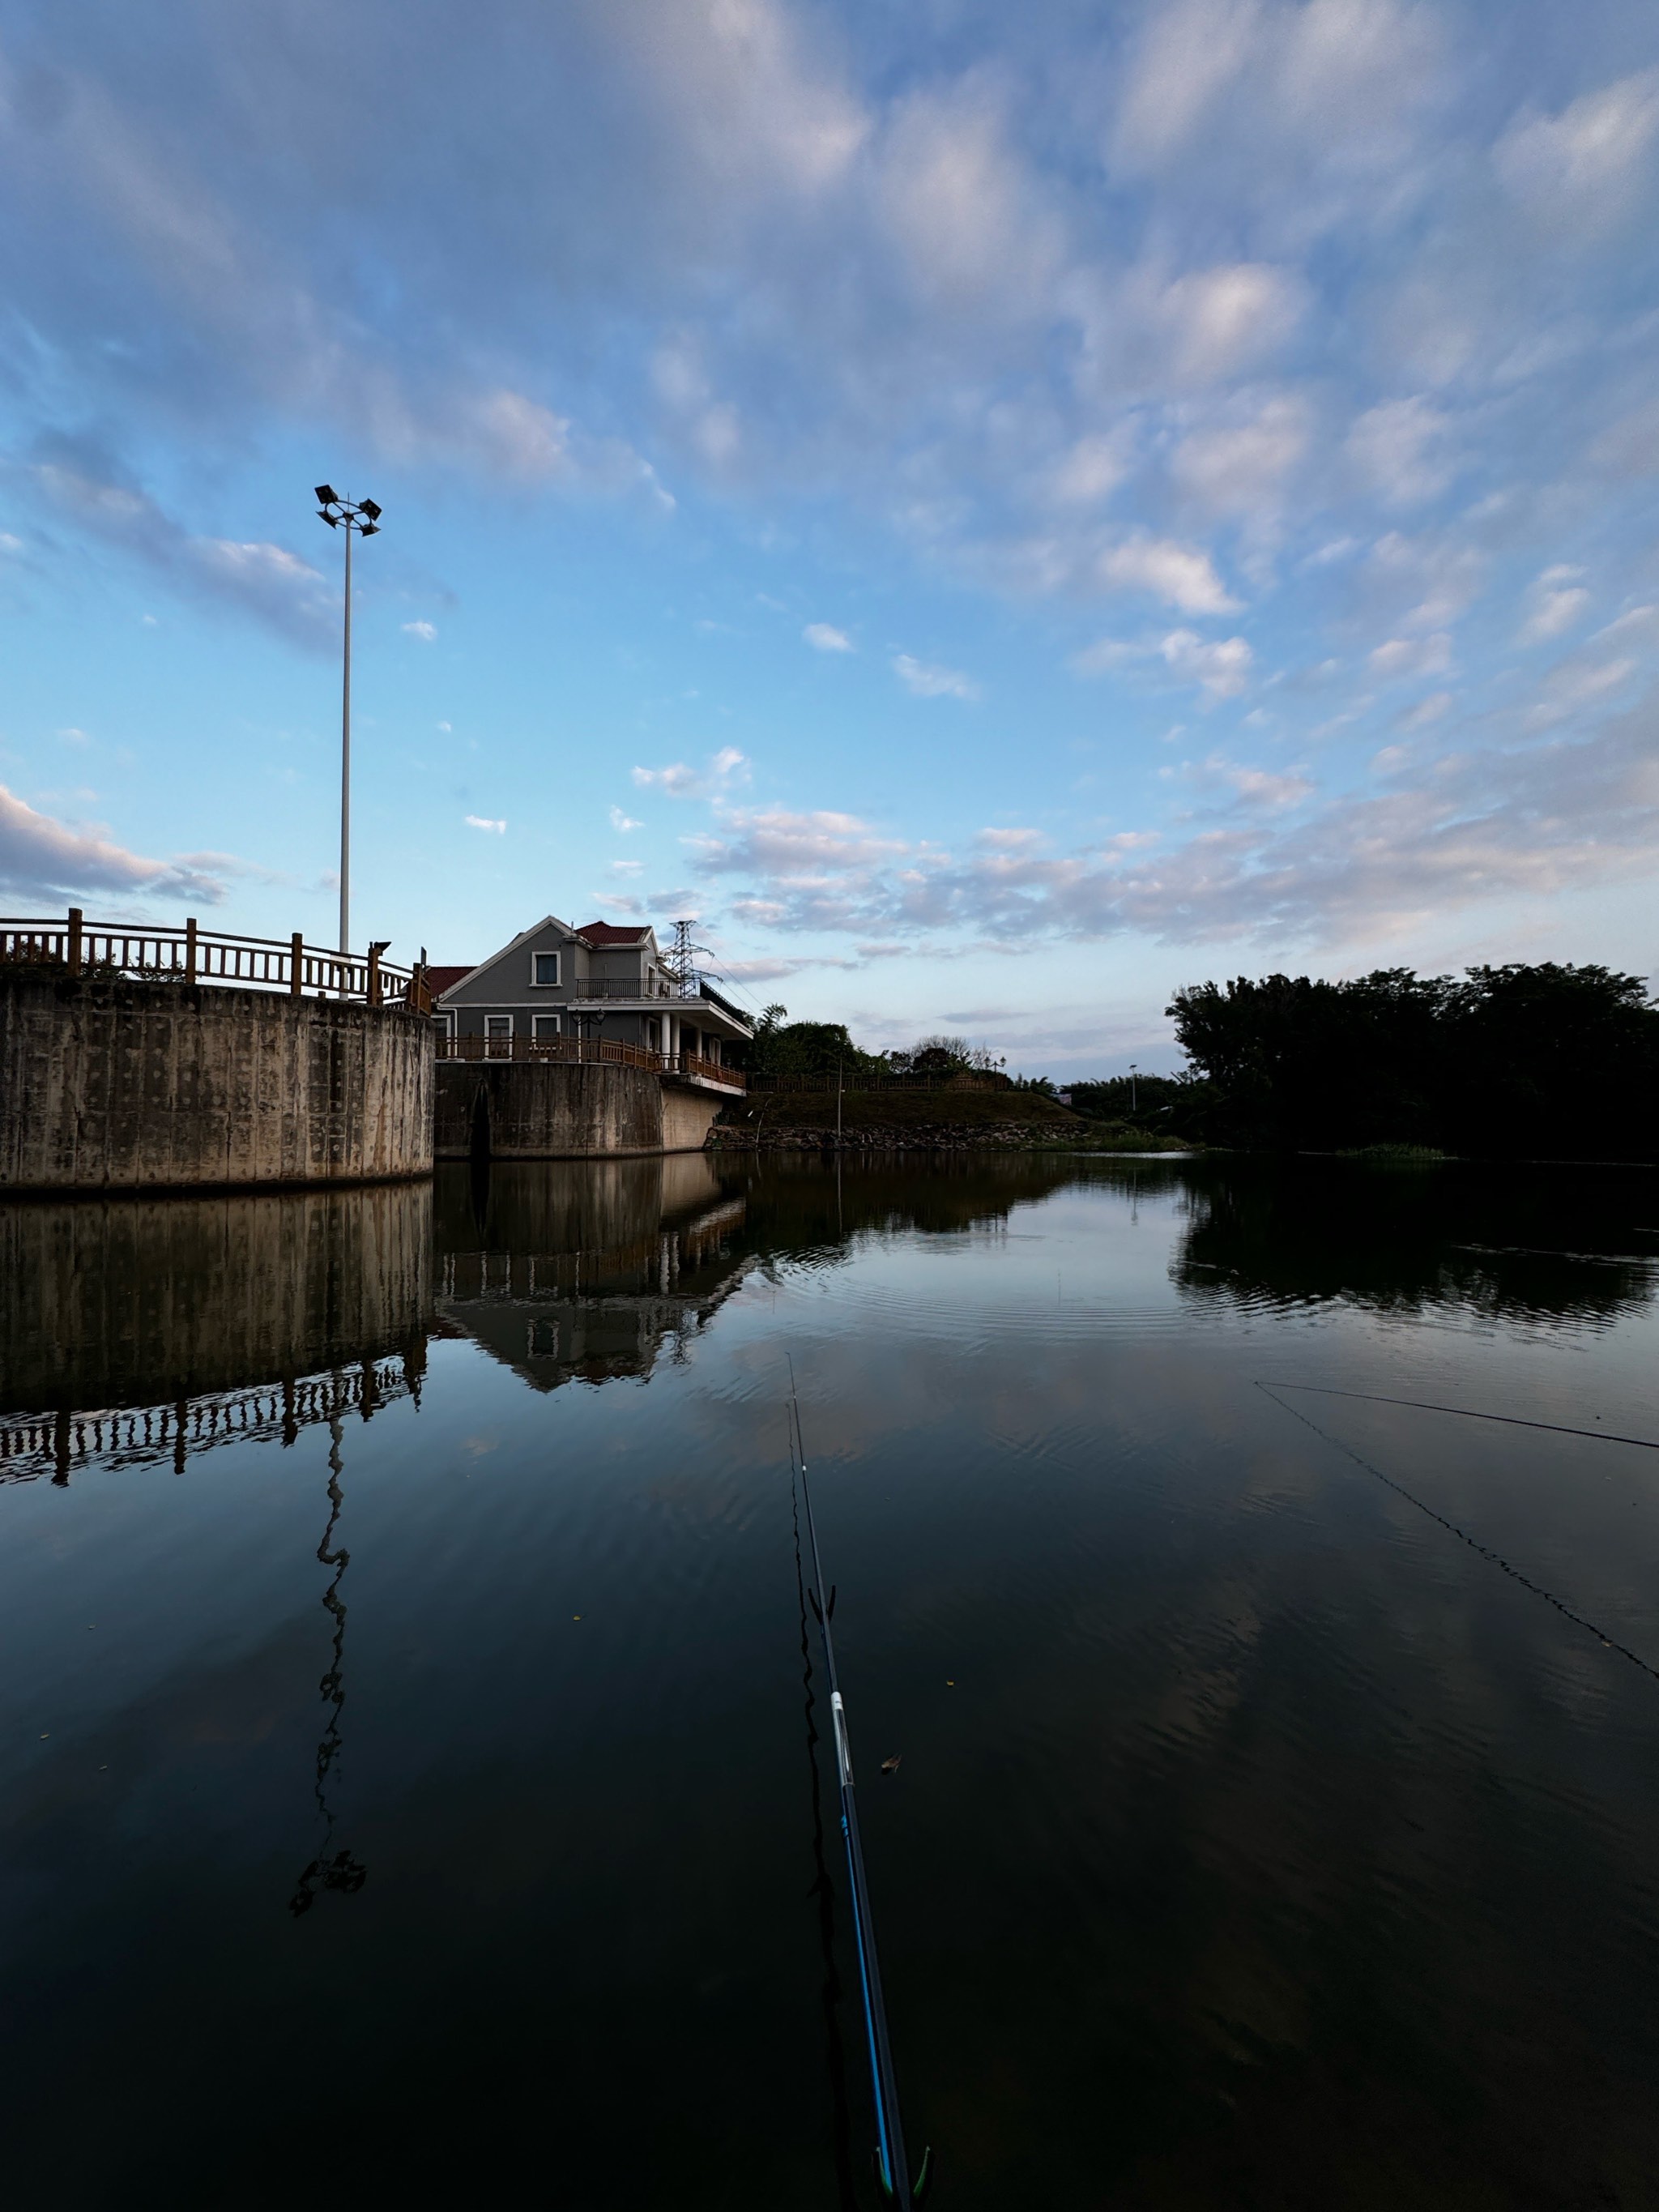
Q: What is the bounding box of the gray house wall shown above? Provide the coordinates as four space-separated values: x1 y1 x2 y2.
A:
436 915 748 1064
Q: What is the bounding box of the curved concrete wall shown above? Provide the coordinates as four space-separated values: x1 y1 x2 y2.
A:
0 976 433 1192
435 1059 718 1159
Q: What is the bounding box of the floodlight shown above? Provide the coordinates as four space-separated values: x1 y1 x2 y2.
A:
315 484 339 505
359 497 382 521
360 522 379 536
318 509 337 524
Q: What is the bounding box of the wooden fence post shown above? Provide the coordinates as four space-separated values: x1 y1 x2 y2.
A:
367 944 382 1009
66 907 83 978
290 933 305 997
185 916 198 984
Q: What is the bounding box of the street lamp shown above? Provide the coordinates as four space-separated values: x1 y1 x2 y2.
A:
1129 1062 1139 1113
314 487 382 957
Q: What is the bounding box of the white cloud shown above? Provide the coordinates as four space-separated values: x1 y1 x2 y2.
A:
1158 263 1308 384
401 619 437 641
1170 395 1311 515
630 747 749 797
609 805 644 832
1399 690 1452 730
804 621 854 652
464 814 506 833
893 653 980 701
1074 628 1253 699
1518 567 1589 644
1096 533 1239 614
1367 631 1452 679
0 784 228 903
1346 396 1457 506
1495 68 1659 230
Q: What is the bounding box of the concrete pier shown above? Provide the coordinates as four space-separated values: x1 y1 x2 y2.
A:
434 1058 721 1160
0 975 433 1192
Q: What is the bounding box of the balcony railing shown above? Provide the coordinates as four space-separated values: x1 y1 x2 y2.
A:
435 1035 744 1088
565 978 676 1001
1 909 429 1011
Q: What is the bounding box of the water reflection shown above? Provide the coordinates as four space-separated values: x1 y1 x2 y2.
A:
433 1157 754 1390
1165 1155 1659 1323
0 1184 433 1482
289 1413 369 1916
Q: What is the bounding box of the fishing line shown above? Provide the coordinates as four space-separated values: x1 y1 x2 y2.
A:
1261 1381 1659 1453
787 1360 932 2208
1256 1382 1659 1686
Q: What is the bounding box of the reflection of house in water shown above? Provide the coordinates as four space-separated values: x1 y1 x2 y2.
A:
0 1183 433 1484
433 1155 752 1391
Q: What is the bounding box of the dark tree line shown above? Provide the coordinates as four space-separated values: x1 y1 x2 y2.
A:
1137 963 1659 1159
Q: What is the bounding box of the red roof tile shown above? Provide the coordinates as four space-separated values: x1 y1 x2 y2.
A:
576 920 651 946
425 965 475 997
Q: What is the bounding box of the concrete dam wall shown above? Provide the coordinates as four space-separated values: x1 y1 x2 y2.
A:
0 976 433 1193
434 1059 721 1160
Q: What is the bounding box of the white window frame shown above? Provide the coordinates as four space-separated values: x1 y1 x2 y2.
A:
485 1014 513 1058
532 1013 561 1042
531 950 561 988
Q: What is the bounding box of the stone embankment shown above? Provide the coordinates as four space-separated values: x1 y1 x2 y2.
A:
710 1088 1189 1153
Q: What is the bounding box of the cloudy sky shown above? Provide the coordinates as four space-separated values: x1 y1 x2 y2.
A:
2 0 1657 1073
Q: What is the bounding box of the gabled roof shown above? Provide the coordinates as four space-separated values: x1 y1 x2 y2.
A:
424 965 475 997
432 914 573 1001
576 920 653 946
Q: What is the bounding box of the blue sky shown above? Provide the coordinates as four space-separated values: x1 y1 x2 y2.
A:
2 0 1657 1075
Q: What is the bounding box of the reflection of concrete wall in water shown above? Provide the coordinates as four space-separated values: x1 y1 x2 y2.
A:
0 976 433 1190
434 1156 748 1392
0 1180 434 1413
433 1059 720 1159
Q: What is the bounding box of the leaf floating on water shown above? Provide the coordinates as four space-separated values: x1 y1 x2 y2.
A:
881 1754 902 1775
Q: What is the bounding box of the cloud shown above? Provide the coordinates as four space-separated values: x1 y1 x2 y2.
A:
609 805 644 832
1346 396 1457 506
1170 395 1311 515
0 784 228 903
1159 630 1254 699
804 621 854 652
1073 628 1253 699
1367 631 1453 679
1517 566 1589 644
25 452 335 644
1495 68 1659 231
630 746 749 797
1096 534 1239 614
401 618 437 641
893 654 980 701
464 815 506 833
685 698 1659 950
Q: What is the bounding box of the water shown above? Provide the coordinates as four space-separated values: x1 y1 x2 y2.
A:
3 1154 1658 2208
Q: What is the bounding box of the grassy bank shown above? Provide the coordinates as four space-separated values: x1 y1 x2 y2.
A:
714 1087 1192 1151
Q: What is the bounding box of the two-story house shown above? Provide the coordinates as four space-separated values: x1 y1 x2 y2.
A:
429 916 752 1084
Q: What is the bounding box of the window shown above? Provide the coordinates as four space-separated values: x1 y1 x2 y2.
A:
533 1013 561 1043
646 1018 659 1052
485 1015 512 1057
527 1317 559 1358
531 950 561 987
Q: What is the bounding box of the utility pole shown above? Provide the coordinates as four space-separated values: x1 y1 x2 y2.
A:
314 488 383 955
836 1058 843 1147
1129 1062 1139 1113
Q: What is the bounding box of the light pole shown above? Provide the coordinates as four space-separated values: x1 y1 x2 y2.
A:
1129 1062 1139 1113
314 487 382 955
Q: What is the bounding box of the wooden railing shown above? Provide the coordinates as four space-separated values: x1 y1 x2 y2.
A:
0 910 431 1011
436 1035 744 1088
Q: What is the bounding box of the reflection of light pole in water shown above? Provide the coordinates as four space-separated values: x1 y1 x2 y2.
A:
289 1399 369 1916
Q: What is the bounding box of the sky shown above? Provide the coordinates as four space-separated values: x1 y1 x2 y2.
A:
2 0 1657 1076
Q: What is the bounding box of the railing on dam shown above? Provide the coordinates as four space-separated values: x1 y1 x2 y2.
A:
437 1034 744 1089
1 909 432 1012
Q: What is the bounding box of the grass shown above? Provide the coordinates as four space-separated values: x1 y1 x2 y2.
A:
717 1088 1192 1150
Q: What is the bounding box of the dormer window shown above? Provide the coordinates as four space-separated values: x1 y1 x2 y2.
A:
532 951 561 987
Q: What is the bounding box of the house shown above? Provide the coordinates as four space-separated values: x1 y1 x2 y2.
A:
431 916 753 1083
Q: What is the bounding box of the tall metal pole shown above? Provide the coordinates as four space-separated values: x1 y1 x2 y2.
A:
315 487 380 959
340 517 353 959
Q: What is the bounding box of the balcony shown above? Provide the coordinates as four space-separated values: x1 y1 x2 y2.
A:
434 1034 744 1091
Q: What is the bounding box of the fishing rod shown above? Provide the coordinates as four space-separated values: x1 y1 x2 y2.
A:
788 1368 932 2208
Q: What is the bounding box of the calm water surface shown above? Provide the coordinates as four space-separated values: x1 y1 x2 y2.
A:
3 1155 1658 2208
